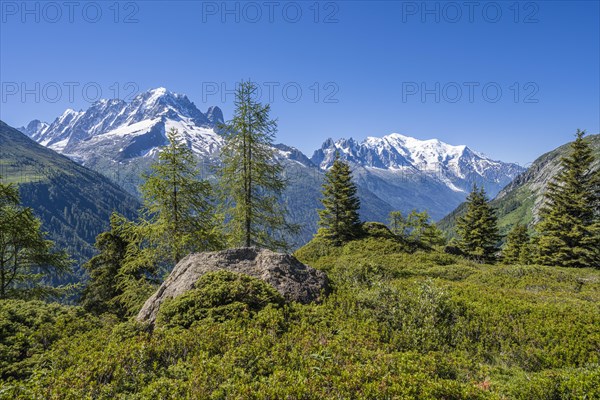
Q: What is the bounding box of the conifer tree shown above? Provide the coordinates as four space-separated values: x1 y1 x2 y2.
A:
0 178 71 299
81 213 131 316
389 211 408 238
536 130 600 268
456 184 500 263
80 212 163 317
81 131 223 316
389 209 445 247
318 153 362 244
217 81 296 250
140 127 223 265
502 224 531 265
420 219 446 248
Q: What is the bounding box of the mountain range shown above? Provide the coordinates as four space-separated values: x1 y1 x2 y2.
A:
18 87 525 244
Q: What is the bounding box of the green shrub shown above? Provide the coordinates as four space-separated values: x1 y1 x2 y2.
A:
155 271 284 328
0 299 98 380
360 221 396 239
3 237 600 399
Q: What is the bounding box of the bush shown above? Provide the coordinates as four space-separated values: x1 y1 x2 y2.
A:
156 271 284 328
0 299 98 380
360 221 395 239
3 237 599 399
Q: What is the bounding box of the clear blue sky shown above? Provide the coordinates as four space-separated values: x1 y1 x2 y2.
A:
1 0 598 165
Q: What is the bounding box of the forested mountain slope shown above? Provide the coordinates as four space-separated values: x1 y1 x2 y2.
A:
0 121 140 272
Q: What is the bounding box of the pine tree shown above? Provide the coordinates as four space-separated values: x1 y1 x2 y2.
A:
217 81 296 250
502 224 531 265
0 178 71 299
536 130 600 268
318 153 362 244
456 185 500 263
140 128 223 265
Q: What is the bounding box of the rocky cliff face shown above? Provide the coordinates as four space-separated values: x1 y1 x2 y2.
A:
137 247 329 324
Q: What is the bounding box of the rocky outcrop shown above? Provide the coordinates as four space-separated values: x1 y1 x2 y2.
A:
137 247 329 324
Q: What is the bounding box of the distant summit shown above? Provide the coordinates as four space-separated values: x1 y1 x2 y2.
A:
439 133 600 237
311 133 523 195
19 87 224 156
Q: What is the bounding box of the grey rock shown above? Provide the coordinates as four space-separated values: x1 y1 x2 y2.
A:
137 247 329 324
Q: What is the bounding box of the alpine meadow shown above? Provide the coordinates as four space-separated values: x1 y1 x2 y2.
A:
1 2 599 399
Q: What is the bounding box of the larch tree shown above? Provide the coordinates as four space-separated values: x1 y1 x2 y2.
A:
139 127 223 265
389 209 445 247
0 178 71 299
81 129 224 316
217 81 296 250
389 211 408 238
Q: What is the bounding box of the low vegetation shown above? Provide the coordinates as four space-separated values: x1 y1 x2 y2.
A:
1 233 598 398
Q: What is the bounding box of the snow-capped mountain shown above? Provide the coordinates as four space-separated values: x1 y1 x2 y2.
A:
311 133 524 195
19 87 525 245
21 87 223 157
19 119 49 139
19 88 225 195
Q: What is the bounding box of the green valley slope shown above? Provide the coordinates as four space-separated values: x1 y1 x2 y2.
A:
0 121 140 274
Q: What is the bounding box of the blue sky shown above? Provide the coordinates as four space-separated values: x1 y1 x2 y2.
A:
1 0 598 165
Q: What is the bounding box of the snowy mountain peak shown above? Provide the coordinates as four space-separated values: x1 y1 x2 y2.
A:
150 86 168 94
378 132 411 143
206 106 224 125
311 133 524 195
21 87 525 205
379 132 466 154
21 88 223 154
18 119 50 140
58 108 84 121
139 87 178 106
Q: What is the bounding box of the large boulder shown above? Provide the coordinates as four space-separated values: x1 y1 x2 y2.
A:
137 247 329 324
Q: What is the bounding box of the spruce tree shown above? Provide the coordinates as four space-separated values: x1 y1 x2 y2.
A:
456 185 500 263
0 178 71 299
80 212 162 317
318 153 362 244
502 224 531 265
140 127 223 265
217 81 296 250
536 130 600 268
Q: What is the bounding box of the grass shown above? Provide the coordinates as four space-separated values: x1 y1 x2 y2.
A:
495 187 536 235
